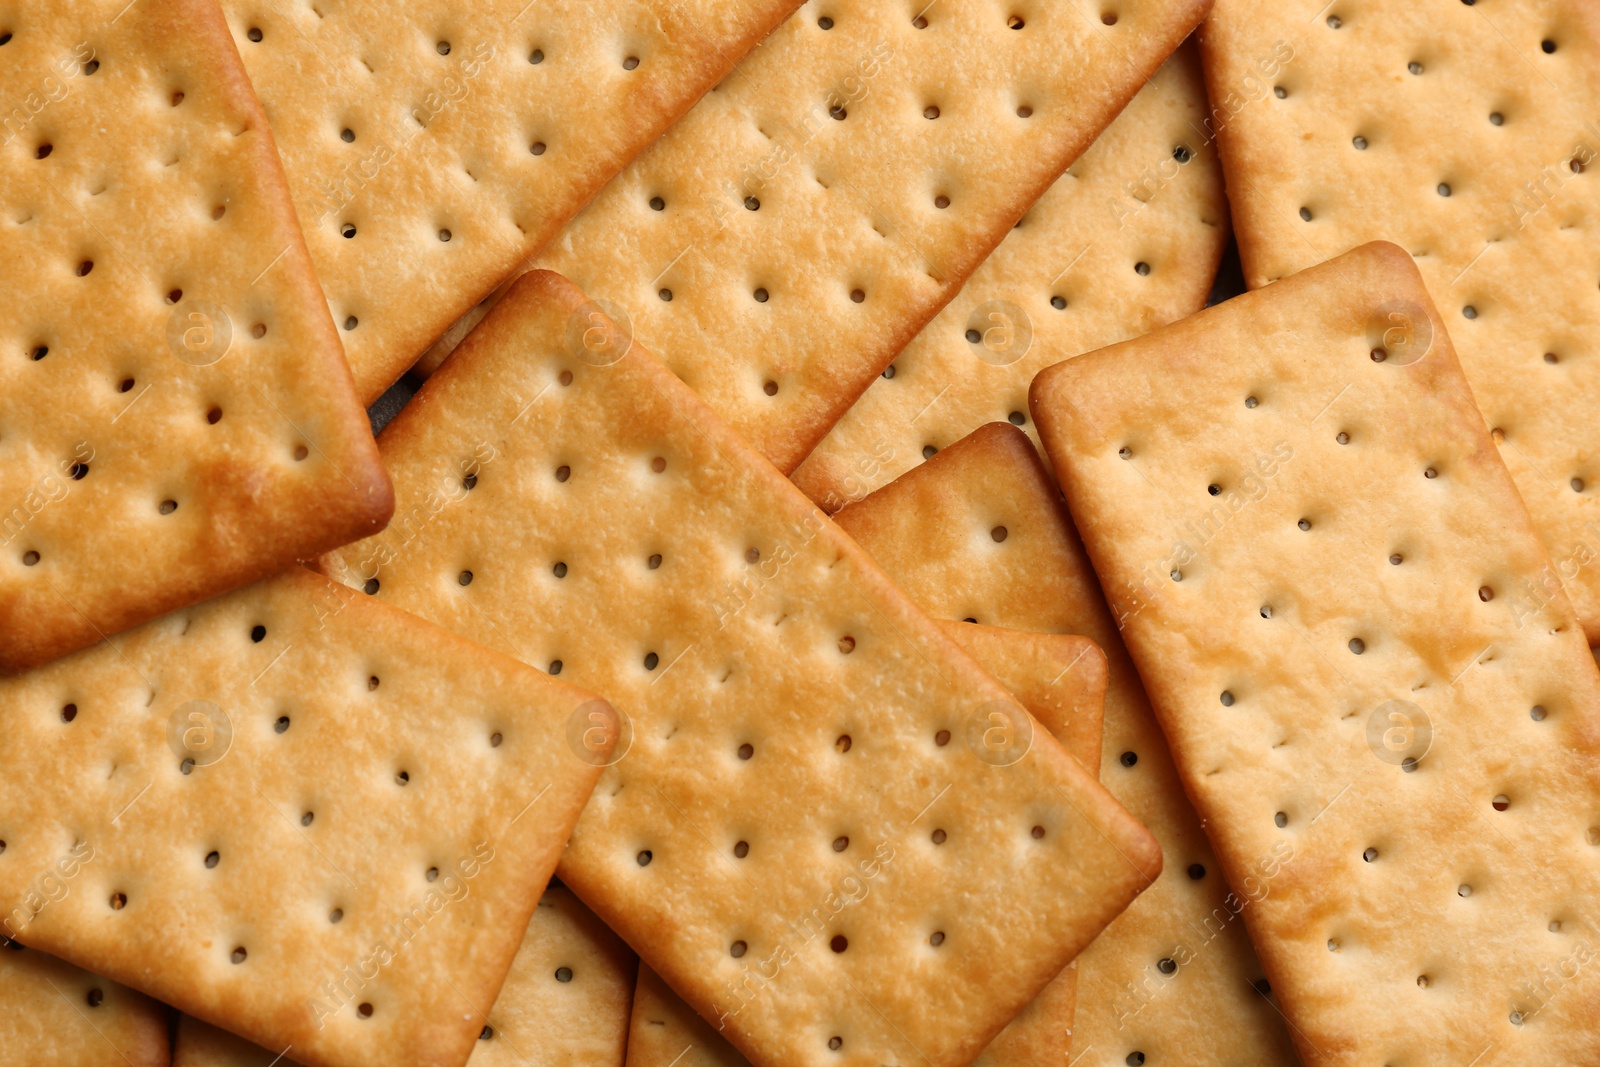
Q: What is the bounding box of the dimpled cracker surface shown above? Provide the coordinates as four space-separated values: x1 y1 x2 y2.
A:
218 0 802 404
791 39 1225 509
515 0 1213 473
1202 0 1600 642
835 421 1298 1067
321 269 1161 1067
1032 241 1600 1065
0 567 606 1067
621 623 1109 1067
0 0 392 670
172 883 637 1067
0 941 169 1067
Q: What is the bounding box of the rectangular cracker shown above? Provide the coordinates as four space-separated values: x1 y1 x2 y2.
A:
1200 0 1600 641
834 421 1299 1067
217 0 802 404
416 0 1212 473
623 622 1108 1067
0 0 392 670
171 881 637 1067
1032 240 1600 1064
320 269 1161 1067
0 940 169 1067
0 567 605 1067
792 39 1227 509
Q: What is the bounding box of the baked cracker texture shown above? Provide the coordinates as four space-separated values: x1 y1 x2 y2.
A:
622 622 1108 1067
170 882 637 1067
1201 0 1600 642
792 38 1227 509
0 567 606 1067
417 0 1213 473
0 0 392 670
834 421 1299 1067
1033 241 1600 1065
0 940 169 1067
218 0 802 403
321 269 1161 1067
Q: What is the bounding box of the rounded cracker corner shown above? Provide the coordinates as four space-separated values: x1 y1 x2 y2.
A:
1027 358 1074 429
1124 812 1165 888
507 268 585 310
1351 239 1421 275
967 420 1033 458
1068 635 1110 693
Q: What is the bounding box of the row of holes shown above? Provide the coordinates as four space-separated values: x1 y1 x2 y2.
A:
1322 5 1558 55
1131 390 1588 485
634 820 1052 868
246 23 642 69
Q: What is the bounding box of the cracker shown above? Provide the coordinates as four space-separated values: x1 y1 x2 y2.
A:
0 567 605 1067
1033 240 1600 1064
835 421 1299 1067
321 269 1160 1067
0 940 169 1067
1200 0 1600 641
414 0 1212 473
622 621 1108 1067
171 882 637 1067
472 881 637 1067
791 39 1226 508
0 0 392 670
216 0 801 404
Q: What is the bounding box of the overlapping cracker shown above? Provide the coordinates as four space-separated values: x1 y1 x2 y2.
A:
792 39 1226 509
217 0 801 403
171 882 637 1067
0 567 605 1067
473 882 637 1067
0 0 392 670
835 421 1299 1067
1033 241 1600 1064
322 269 1160 1067
0 940 169 1067
622 621 1108 1067
416 0 1211 473
1201 0 1600 641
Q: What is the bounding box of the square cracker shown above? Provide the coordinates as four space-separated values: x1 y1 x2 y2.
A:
834 421 1298 1067
622 622 1109 1067
0 567 606 1067
1200 0 1600 641
1032 240 1600 1065
0 940 169 1067
171 881 638 1067
0 0 392 670
320 269 1161 1067
791 38 1227 509
418 0 1212 473
217 0 802 404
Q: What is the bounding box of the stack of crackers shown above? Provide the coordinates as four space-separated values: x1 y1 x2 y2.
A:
4 1 1597 1065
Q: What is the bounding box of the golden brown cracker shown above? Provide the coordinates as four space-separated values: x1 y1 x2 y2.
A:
322 268 1161 1067
1034 240 1600 1065
0 0 392 670
0 567 605 1067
